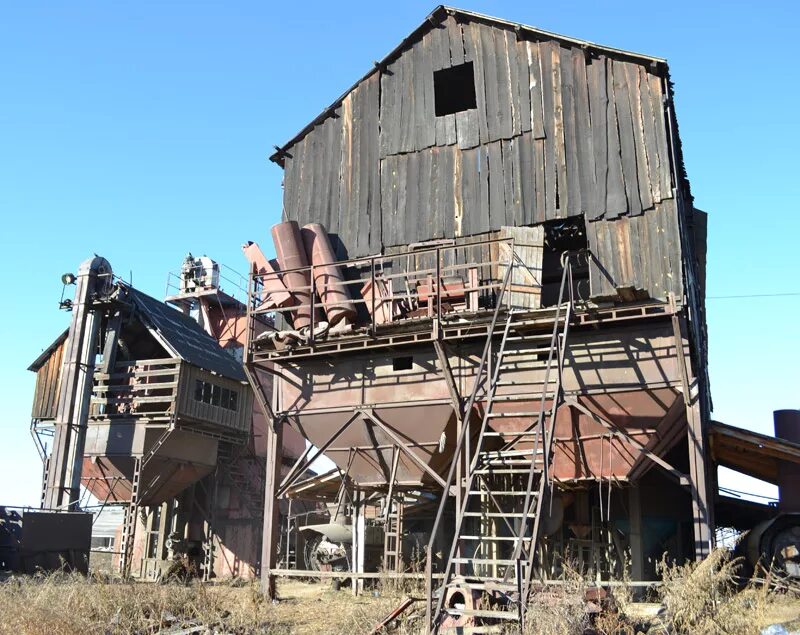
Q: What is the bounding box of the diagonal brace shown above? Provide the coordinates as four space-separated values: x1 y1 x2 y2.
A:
564 397 689 486
359 408 447 490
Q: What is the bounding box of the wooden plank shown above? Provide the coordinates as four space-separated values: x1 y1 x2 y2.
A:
380 157 393 247
379 64 394 158
550 42 568 218
518 131 534 224
572 48 595 217
487 140 505 229
638 66 662 203
339 93 355 249
528 41 546 140
399 48 415 154
430 21 450 72
405 151 421 243
504 138 522 226
636 209 652 297
453 145 464 236
605 58 626 218
366 75 382 254
465 22 490 144
441 145 456 238
649 73 673 198
456 109 479 149
560 45 581 216
480 23 500 141
624 62 654 211
411 38 427 153
612 59 642 215
504 29 521 138
447 15 464 66
539 41 557 219
533 138 546 223
394 153 408 248
478 146 491 233
421 32 437 150
647 204 666 299
460 147 479 235
515 37 532 133
419 148 434 241
587 55 608 220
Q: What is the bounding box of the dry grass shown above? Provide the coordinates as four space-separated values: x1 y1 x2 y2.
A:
0 573 416 635
520 563 590 635
2 550 799 634
656 548 771 635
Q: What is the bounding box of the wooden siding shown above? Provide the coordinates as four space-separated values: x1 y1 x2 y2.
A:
31 338 65 420
586 199 682 301
282 73 381 259
279 13 683 303
176 364 253 434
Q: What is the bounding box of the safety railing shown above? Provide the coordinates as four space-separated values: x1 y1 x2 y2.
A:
90 358 181 419
246 236 539 353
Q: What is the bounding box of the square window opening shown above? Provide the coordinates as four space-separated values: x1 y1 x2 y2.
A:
434 62 477 117
392 356 414 371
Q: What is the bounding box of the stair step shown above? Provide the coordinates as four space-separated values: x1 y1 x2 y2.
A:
462 511 536 518
443 607 520 621
486 411 548 418
446 578 518 591
479 449 542 457
459 534 533 541
473 468 539 475
450 557 525 568
467 490 537 496
482 430 539 437
490 394 546 402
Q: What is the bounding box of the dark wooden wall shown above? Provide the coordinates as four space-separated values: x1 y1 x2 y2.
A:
31 338 65 420
280 13 686 301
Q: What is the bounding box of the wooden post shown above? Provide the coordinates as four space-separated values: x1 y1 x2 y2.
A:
671 308 713 559
352 488 365 595
260 416 283 599
628 485 644 581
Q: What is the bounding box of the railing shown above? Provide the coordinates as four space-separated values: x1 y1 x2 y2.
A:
246 236 535 353
91 358 180 419
164 262 250 305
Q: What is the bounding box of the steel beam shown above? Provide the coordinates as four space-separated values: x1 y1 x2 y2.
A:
359 409 447 490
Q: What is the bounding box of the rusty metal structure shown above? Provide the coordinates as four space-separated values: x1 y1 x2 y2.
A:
28 254 309 580
243 5 799 631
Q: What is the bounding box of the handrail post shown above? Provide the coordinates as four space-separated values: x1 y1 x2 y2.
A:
309 264 316 345
370 258 377 336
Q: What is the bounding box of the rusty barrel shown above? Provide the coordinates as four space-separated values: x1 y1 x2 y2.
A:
301 223 357 326
271 221 313 329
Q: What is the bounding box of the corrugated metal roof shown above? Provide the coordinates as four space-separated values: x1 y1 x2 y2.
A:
122 283 246 382
270 4 667 164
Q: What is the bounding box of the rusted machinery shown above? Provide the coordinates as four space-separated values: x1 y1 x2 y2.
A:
28 254 310 580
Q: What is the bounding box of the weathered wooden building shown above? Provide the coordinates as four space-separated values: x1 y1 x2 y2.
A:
246 7 719 628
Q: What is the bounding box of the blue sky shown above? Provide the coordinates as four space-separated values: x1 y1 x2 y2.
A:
1 1 797 507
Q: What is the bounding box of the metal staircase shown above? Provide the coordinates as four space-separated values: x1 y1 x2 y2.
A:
428 254 575 633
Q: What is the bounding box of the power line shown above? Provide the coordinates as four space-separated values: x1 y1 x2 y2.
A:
707 292 800 300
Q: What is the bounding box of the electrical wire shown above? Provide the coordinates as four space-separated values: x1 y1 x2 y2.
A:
707 292 800 300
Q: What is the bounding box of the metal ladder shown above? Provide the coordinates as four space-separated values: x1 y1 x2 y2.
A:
383 496 404 573
431 254 575 632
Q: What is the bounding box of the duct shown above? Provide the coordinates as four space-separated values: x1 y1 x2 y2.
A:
241 241 294 310
774 409 800 512
271 221 313 330
300 223 357 326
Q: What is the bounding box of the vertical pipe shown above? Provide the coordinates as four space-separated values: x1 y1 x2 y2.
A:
774 409 800 512
271 221 312 330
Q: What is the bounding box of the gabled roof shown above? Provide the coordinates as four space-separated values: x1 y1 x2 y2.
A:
28 329 69 372
270 5 667 164
121 284 246 382
710 420 800 485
